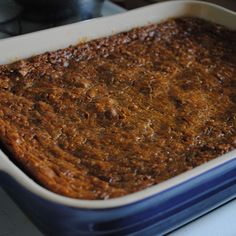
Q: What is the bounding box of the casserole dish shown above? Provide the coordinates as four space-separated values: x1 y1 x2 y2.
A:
0 1 235 235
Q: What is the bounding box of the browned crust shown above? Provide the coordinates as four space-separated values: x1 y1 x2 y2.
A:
0 17 235 199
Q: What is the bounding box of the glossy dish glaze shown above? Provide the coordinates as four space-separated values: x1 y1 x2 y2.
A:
0 1 235 235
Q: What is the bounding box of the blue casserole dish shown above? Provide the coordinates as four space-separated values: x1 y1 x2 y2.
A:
0 1 235 235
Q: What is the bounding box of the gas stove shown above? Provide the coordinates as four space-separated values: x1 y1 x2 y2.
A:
0 0 125 39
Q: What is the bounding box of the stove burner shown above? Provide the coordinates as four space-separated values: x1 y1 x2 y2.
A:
0 0 22 37
0 0 123 39
20 7 76 22
15 0 104 22
0 0 21 23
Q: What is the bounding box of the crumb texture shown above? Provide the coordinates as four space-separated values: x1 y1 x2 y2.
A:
0 18 235 199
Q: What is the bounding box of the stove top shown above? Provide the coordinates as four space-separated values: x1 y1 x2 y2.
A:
0 0 125 39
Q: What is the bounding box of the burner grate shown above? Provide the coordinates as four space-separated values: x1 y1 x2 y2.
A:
0 0 125 39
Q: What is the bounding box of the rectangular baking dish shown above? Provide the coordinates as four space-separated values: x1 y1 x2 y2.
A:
0 1 235 235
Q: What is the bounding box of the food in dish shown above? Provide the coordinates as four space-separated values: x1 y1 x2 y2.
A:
0 18 235 199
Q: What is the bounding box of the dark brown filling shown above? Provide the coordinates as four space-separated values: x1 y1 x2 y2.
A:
0 17 235 199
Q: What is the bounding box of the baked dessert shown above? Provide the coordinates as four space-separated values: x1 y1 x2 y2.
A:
0 18 235 200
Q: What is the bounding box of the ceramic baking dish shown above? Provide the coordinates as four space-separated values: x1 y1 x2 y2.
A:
0 1 235 235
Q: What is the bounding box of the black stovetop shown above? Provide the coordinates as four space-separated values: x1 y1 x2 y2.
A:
0 0 124 39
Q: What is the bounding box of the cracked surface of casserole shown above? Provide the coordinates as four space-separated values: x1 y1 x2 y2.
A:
0 18 235 199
